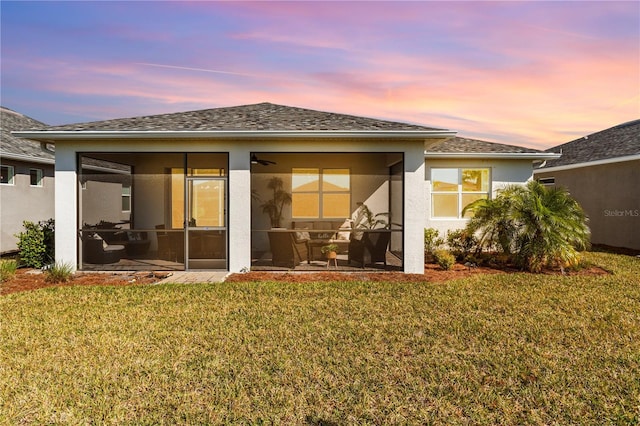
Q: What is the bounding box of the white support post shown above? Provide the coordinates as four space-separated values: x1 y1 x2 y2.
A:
55 146 78 271
403 148 426 274
228 150 252 272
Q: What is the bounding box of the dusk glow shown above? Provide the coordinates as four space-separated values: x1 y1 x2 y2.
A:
1 1 638 149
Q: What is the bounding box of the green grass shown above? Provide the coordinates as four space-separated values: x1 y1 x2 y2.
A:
0 259 17 282
1 252 639 424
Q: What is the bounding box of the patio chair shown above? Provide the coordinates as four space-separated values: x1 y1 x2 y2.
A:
268 231 309 268
82 235 125 264
348 231 390 268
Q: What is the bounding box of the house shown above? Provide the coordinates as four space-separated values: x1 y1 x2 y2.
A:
0 107 54 254
534 119 640 251
14 102 557 273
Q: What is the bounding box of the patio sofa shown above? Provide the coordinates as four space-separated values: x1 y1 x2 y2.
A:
291 220 351 261
82 234 126 264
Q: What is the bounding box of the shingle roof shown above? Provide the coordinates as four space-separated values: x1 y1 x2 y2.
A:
427 136 543 154
0 106 53 162
539 119 640 168
43 102 444 132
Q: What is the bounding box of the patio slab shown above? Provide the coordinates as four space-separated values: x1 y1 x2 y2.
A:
154 271 230 284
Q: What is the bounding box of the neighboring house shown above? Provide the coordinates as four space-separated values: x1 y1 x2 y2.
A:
0 107 54 254
534 119 640 251
14 102 557 273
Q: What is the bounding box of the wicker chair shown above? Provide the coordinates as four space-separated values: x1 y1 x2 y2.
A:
348 231 390 268
268 231 309 268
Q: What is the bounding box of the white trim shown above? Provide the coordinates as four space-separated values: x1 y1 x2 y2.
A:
425 152 561 160
13 130 456 141
29 168 44 187
534 154 640 174
1 165 15 185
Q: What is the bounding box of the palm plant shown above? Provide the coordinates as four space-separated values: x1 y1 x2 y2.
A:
352 203 388 229
463 186 521 255
463 181 590 272
511 181 590 273
260 177 292 228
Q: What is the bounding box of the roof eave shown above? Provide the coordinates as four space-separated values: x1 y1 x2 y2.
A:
13 130 456 141
424 152 561 160
533 153 640 173
0 152 55 165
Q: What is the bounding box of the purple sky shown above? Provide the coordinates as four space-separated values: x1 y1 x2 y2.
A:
1 1 638 149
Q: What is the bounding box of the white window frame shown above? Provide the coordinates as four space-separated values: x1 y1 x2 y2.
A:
292 168 351 219
121 184 131 212
29 168 44 187
431 167 491 219
1 165 15 185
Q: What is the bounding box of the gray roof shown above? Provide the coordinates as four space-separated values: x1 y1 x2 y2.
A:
0 106 53 163
43 102 444 132
427 136 543 154
539 119 640 168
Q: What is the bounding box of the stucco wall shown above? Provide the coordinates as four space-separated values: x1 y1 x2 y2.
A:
80 178 130 227
1 160 55 254
535 160 640 250
424 158 534 237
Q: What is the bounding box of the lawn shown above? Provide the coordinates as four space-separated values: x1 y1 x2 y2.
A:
1 252 639 424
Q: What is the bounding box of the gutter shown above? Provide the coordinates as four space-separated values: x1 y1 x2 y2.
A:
13 129 457 141
0 152 129 173
533 153 640 173
0 152 54 165
424 152 562 160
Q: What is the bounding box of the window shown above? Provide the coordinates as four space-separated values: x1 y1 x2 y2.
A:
1 165 15 185
292 168 350 219
432 168 490 218
29 168 43 187
121 184 131 211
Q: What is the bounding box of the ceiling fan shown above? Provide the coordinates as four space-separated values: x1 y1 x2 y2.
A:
251 154 276 166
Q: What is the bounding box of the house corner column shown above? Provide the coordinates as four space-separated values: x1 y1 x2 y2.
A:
404 149 426 274
55 146 78 271
228 150 252 272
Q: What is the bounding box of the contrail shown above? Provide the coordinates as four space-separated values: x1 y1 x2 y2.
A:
136 62 313 82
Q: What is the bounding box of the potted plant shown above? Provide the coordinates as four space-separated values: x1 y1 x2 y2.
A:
260 176 292 228
320 243 340 259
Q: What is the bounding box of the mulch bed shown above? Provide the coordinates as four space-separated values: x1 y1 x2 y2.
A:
1 263 609 296
0 270 167 296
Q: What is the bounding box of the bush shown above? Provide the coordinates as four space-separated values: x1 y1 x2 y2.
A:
0 259 18 282
44 262 74 283
433 249 456 271
15 219 54 268
446 229 478 260
463 182 589 273
424 228 444 253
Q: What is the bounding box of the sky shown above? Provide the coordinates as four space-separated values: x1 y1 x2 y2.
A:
1 1 638 150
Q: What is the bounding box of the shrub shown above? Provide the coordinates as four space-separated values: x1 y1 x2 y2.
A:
462 182 590 273
424 228 444 253
44 262 74 283
15 219 55 268
0 259 18 282
446 229 478 260
433 249 456 271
